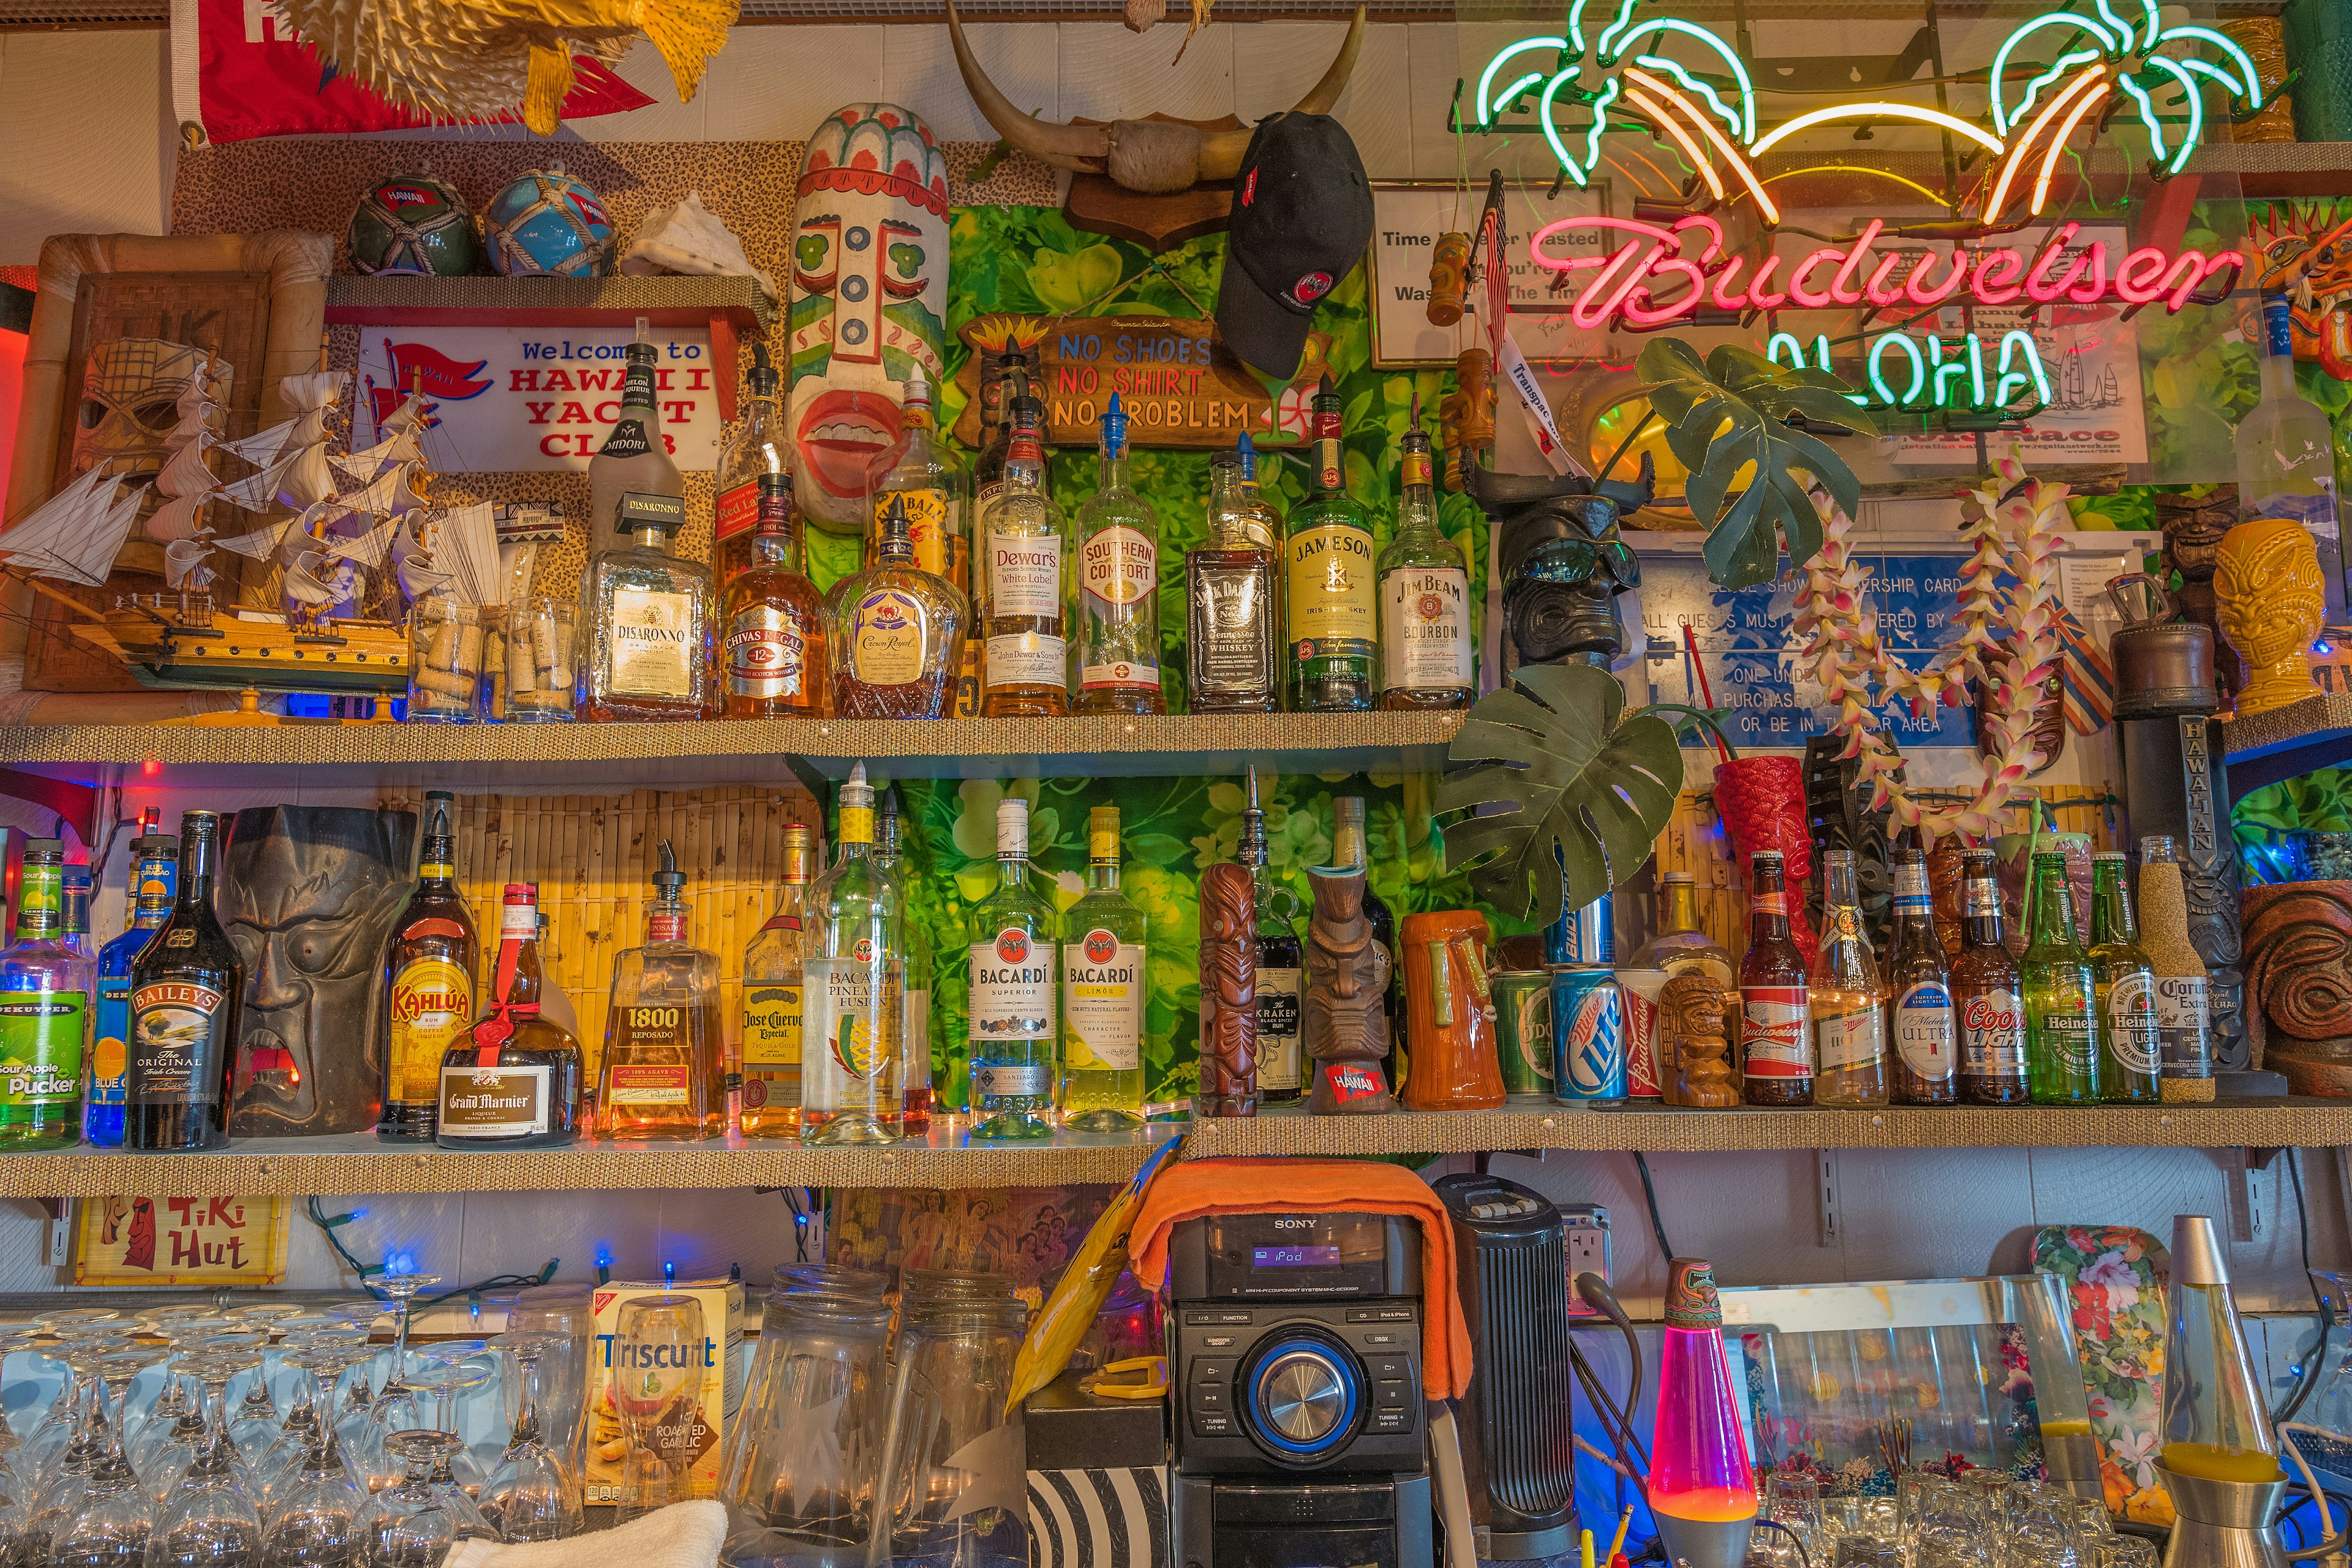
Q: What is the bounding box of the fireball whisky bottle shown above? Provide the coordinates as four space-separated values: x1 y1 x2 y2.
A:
379 791 476 1142
595 842 727 1140
802 765 903 1145
1061 805 1148 1131
740 823 817 1138
969 796 1057 1139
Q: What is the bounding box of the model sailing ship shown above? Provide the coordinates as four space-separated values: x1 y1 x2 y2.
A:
0 345 439 696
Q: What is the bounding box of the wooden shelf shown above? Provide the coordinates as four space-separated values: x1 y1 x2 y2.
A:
1 1099 2334 1197
0 712 1466 791
2220 694 2352 799
323 275 773 337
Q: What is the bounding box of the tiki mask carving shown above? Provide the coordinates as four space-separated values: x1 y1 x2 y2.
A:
1470 456 1652 672
1196 862 1258 1117
1304 864 1395 1115
2215 516 2324 715
72 338 224 491
221 806 418 1136
787 104 951 532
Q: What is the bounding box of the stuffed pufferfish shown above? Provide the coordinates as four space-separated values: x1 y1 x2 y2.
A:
274 0 736 135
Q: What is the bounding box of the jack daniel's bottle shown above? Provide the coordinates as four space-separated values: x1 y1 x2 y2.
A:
126 811 244 1152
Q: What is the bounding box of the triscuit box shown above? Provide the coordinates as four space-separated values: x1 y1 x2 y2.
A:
587 1278 744 1504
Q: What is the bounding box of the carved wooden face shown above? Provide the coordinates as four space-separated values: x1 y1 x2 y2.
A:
2245 885 2352 1041
2217 518 2325 667
72 337 219 490
1661 975 1725 1039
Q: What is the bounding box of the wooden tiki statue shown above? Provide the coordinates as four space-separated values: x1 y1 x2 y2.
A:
1659 972 1738 1108
1197 861 1259 1117
1303 864 1396 1115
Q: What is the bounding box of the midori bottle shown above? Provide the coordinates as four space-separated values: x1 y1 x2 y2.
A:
1885 844 1956 1106
1061 804 1147 1131
1740 851 1811 1106
2138 835 2216 1102
587 317 686 540
2023 851 2101 1104
1810 850 1888 1107
2090 851 2162 1104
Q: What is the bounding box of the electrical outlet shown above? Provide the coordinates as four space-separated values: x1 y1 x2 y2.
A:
1558 1202 1610 1311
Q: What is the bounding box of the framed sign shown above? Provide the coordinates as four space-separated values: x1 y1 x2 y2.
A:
1366 181 1613 368
74 1194 290 1287
947 316 1284 449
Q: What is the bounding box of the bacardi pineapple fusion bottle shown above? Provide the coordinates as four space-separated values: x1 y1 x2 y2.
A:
801 767 902 1145
875 791 932 1133
1061 805 1147 1131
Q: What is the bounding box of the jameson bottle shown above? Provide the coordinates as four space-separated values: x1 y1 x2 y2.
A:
1953 848 2028 1105
0 840 91 1149
1284 374 1378 711
1741 850 1812 1106
2022 851 2101 1105
126 811 244 1152
2090 851 2162 1104
1885 846 1957 1106
379 791 476 1141
2138 836 2216 1103
1810 851 1888 1107
90 826 176 1147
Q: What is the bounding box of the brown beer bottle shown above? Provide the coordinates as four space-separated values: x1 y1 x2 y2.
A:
1886 845 1958 1105
1740 850 1812 1106
1953 846 2029 1104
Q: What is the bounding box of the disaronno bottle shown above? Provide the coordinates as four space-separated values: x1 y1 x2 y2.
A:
969 796 1057 1140
378 792 475 1142
582 491 717 722
741 823 817 1137
435 883 583 1150
802 766 902 1145
594 842 726 1140
1061 805 1147 1131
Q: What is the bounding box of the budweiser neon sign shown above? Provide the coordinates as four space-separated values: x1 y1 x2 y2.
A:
1528 215 2243 327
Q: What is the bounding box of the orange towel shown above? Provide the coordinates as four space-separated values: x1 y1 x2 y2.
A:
1128 1156 1473 1402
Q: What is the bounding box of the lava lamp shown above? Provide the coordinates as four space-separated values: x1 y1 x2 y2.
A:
1648 1259 1757 1568
2161 1213 2283 1485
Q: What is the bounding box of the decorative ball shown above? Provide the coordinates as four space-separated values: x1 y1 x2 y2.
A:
483 167 613 279
348 173 478 277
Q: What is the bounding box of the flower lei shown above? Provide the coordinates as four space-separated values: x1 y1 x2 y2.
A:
1790 452 2066 845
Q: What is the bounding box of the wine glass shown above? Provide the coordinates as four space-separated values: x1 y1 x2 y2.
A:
258 1340 377 1568
140 1335 268 1504
258 1330 369 1494
48 1350 162 1568
148 1351 266 1568
404 1349 500 1502
363 1277 442 1442
25 1341 129 1553
480 1335 581 1542
610 1295 706 1525
356 1432 454 1568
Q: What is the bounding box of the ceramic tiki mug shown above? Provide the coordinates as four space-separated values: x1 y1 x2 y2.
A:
2215 516 2324 714
1399 910 1504 1112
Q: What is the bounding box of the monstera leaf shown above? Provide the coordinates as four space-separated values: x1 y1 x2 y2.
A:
1436 663 1684 928
1638 337 1876 590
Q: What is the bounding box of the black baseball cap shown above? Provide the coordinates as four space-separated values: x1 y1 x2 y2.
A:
1216 112 1373 379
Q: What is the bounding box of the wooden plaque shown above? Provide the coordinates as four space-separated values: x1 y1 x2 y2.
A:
950 315 1283 450
73 1193 291 1286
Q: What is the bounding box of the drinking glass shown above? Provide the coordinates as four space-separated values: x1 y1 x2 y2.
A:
2012 1482 2083 1568
872 1296 1030 1568
486 1287 592 1477
357 1432 459 1568
720 1293 890 1564
610 1295 707 1525
480 1335 582 1543
407 1349 500 1501
148 1349 266 1568
16 1336 83 1484
142 1336 268 1506
48 1351 162 1568
259 1340 378 1568
2095 1534 2160 1567
772 1265 890 1301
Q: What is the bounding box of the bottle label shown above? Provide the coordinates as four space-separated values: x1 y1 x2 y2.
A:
1381 567 1473 690
389 956 473 1106
1082 526 1156 607
716 480 761 543
17 865 60 939
1064 932 1144 1072
801 957 883 1113
899 986 931 1096
1893 862 1930 907
2037 1009 2098 1071
1741 986 1811 1077
2104 971 2162 1074
0 994 84 1109
1286 524 1376 660
986 631 1066 688
92 976 130 1109
1256 965 1304 1091
607 587 697 699
1191 560 1275 696
1080 660 1159 693
1314 434 1343 491
1814 1005 1886 1073
1752 891 1787 918
126 981 228 1106
437 1064 551 1138
502 901 537 939
850 589 928 686
2155 976 2214 1078
1964 878 2002 917
599 363 658 458
880 488 951 578
725 607 808 699
1893 982 1956 1080
987 531 1063 618
970 927 1054 1041
1961 987 2026 1077
742 982 802 1071
606 1060 690 1106
973 1061 1051 1097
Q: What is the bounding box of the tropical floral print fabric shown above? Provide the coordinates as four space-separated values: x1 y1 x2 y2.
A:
2034 1223 2176 1526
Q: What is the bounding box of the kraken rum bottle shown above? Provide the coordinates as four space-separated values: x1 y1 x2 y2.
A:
378 791 476 1142
740 823 817 1137
126 811 244 1152
594 843 727 1140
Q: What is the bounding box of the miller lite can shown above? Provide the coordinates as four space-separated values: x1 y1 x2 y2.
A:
1545 892 1614 967
1548 964 1626 1106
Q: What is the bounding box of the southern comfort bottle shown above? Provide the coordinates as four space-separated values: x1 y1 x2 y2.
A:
379 791 476 1142
1740 850 1811 1106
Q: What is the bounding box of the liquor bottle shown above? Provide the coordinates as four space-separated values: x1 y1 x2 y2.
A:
869 367 968 587
715 343 787 592
587 318 687 545
2138 835 2215 1103
1073 395 1166 716
741 822 816 1139
1284 375 1378 712
875 791 932 1133
378 791 476 1142
582 491 718 722
802 765 902 1145
1061 804 1148 1131
61 862 92 963
435 883 584 1150
1330 796 1399 1075
969 796 1057 1139
595 842 727 1140
973 349 1039 513
90 822 175 1147
1623 872 1736 1101
1810 850 1888 1107
1241 769 1305 1103
2090 850 2162 1104
722 472 828 718
126 810 244 1152
1741 850 1811 1106
1376 415 1474 710
1953 848 2028 1104
2237 295 2346 612
0 840 91 1149
2022 851 2101 1105
1186 437 1281 713
978 396 1071 717
1885 846 1957 1106
829 497 968 718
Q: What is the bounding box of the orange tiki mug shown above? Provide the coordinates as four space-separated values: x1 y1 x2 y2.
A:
1400 911 1504 1110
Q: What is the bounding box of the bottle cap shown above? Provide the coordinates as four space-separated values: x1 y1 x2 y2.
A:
1101 393 1127 457
1961 846 1996 865
22 838 59 864
759 472 793 499
2094 850 2127 862
903 366 931 410
1334 795 1365 824
1089 804 1120 861
617 492 687 535
1752 849 1782 866
132 835 177 861
1662 1258 1722 1329
2032 849 2068 865
997 796 1029 858
1663 870 1695 884
1237 431 1258 480
503 882 536 905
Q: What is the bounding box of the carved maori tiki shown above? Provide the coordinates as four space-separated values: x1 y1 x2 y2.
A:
2244 882 2352 1094
1303 865 1398 1115
1196 862 1259 1117
1658 972 1739 1108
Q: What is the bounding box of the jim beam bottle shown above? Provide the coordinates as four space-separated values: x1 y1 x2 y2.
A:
1953 848 2029 1105
126 811 245 1152
379 791 476 1142
1740 851 1811 1106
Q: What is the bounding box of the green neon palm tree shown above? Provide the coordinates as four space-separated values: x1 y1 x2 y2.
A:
1988 0 2263 178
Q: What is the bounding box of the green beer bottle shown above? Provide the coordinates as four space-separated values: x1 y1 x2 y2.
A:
2023 853 2101 1105
2090 851 2161 1104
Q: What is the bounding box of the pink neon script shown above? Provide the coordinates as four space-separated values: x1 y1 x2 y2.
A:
1648 1324 1756 1522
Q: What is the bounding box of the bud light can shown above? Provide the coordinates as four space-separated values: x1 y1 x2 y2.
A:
1547 892 1614 966
1491 970 1553 1096
1549 964 1626 1106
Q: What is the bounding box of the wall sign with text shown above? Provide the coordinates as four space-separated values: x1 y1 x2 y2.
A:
1367 182 1612 368
75 1194 290 1286
948 316 1284 449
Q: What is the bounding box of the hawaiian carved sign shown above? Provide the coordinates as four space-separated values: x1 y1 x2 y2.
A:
950 315 1283 449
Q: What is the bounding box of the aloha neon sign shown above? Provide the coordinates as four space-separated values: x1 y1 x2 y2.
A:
1528 215 2243 327
1762 330 2052 413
